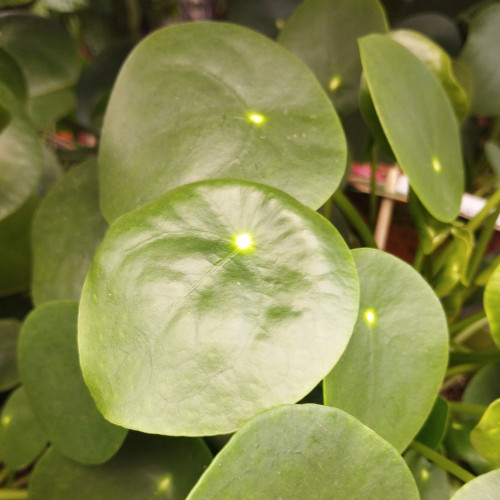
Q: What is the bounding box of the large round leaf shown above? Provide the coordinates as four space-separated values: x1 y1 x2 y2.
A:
451 469 500 500
484 263 500 350
278 0 388 115
0 387 47 470
324 248 448 452
187 405 419 499
0 318 21 391
0 84 43 221
79 179 359 435
18 301 127 464
99 22 346 222
459 4 500 116
32 159 108 306
29 433 212 500
359 34 464 222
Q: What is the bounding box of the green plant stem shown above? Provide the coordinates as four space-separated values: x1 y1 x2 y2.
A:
410 441 475 483
447 401 487 417
468 206 500 282
445 363 482 378
467 186 500 233
0 490 28 500
449 310 486 336
332 191 378 248
453 317 490 344
413 243 424 271
449 348 500 365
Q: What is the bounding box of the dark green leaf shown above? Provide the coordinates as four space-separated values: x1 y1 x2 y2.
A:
459 3 500 116
187 405 419 500
278 0 388 115
99 22 346 222
451 469 500 499
41 0 89 12
18 301 127 464
79 179 359 435
27 88 75 130
415 396 449 449
32 159 108 306
0 46 28 102
324 248 449 452
29 433 212 500
485 141 500 179
463 363 500 406
0 387 47 470
0 318 21 391
359 34 464 222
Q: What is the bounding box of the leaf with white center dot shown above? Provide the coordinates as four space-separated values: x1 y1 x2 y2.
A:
187 405 419 500
99 22 346 222
78 179 359 436
278 0 388 115
28 433 212 500
359 34 464 222
324 248 448 452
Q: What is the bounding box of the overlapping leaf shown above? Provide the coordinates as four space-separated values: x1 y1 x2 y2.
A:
0 318 21 391
451 469 500 500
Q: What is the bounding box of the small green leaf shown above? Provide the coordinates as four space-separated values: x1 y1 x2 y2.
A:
187 405 419 500
278 0 388 114
99 22 346 222
0 387 47 470
484 264 500 350
470 398 500 464
324 248 449 452
27 88 75 130
485 141 500 179
79 179 359 436
404 450 451 500
32 159 108 306
0 46 28 102
0 196 38 297
29 433 212 500
416 396 450 450
451 469 500 500
0 318 21 392
463 363 500 406
18 301 127 464
359 34 464 222
459 3 500 116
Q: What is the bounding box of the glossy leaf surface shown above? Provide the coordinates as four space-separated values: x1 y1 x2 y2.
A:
0 318 20 391
484 264 500 349
470 398 500 464
187 405 419 500
19 301 127 464
404 450 450 500
0 196 38 296
0 387 47 470
0 84 43 221
360 34 464 222
79 179 359 435
99 22 346 222
324 248 449 452
29 433 212 500
459 4 500 116
451 469 500 500
278 0 387 115
32 159 108 306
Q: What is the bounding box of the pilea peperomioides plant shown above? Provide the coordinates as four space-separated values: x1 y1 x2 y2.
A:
1 0 500 498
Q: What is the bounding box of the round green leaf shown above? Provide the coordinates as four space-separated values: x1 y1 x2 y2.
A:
0 196 38 296
29 433 212 500
463 363 500 407
359 34 464 222
451 469 500 500
0 387 47 470
0 84 43 221
390 29 469 122
32 159 108 306
99 22 346 222
404 450 451 500
19 301 127 464
470 398 500 464
27 87 75 130
0 318 21 391
459 3 500 116
0 46 28 102
484 264 500 350
0 14 80 101
278 0 388 115
324 248 448 452
79 179 359 436
187 405 419 499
